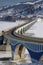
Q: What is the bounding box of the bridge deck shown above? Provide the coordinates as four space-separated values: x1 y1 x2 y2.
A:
5 18 43 43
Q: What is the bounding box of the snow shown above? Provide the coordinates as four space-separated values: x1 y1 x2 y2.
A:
0 51 11 58
0 9 13 16
25 49 29 54
0 20 25 35
27 15 33 18
24 2 34 5
25 18 43 38
23 0 42 5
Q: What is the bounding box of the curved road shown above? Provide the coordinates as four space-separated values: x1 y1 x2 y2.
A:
4 20 43 44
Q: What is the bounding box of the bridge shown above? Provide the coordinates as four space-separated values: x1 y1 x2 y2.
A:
4 18 43 63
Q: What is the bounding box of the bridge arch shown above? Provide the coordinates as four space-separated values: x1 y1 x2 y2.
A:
11 43 32 63
8 38 43 62
39 55 43 62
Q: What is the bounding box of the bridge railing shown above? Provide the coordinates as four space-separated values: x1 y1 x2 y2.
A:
4 33 43 52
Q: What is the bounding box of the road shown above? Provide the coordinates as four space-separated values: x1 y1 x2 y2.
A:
5 18 43 43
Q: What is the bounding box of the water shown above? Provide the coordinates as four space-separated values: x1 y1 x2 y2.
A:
0 0 38 7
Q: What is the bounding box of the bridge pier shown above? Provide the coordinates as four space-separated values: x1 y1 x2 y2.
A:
11 45 16 60
10 42 32 63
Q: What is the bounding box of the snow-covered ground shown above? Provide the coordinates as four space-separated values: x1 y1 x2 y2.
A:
25 18 43 38
0 20 25 35
0 51 11 58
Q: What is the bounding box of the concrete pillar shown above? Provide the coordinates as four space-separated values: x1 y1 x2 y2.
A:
21 47 25 59
12 45 25 61
6 42 11 51
18 30 19 34
23 28 25 33
11 45 16 60
20 28 23 34
14 45 21 60
12 51 14 60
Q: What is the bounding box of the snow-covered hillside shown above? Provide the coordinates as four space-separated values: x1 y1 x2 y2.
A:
0 0 43 21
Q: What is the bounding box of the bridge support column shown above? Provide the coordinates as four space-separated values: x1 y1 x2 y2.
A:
11 44 16 60
12 51 14 60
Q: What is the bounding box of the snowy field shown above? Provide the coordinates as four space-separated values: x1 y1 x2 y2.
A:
25 18 43 38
